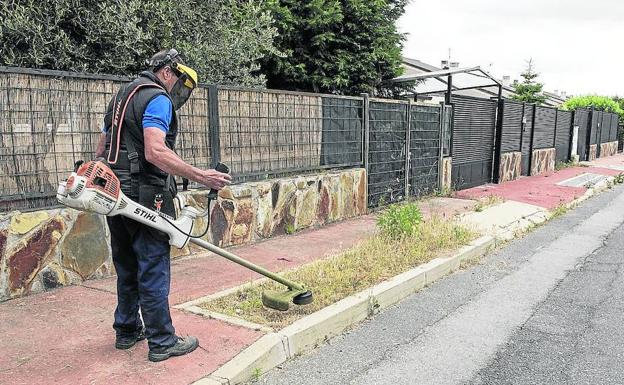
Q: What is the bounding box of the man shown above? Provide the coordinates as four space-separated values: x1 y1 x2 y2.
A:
94 49 231 362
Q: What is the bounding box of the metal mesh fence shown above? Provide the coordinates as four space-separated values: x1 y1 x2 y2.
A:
408 105 441 197
367 100 408 208
216 87 363 183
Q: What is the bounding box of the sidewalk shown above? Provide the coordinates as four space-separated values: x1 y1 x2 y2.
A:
456 159 623 209
1 154 623 385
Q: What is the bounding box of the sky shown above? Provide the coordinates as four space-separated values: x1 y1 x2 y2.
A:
397 0 624 97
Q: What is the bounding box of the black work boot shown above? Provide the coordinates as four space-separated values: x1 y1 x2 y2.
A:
115 328 146 350
148 336 199 362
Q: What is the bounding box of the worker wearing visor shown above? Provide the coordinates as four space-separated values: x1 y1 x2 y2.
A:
95 49 231 362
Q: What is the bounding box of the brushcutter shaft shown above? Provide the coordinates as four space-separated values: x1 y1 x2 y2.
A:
191 238 304 291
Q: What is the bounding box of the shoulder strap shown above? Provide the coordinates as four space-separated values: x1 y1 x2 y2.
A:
107 82 166 165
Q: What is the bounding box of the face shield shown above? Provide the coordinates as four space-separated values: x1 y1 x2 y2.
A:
169 63 198 110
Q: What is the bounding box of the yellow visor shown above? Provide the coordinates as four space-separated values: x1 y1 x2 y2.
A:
175 63 198 89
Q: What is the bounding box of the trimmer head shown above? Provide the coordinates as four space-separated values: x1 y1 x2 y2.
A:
262 289 314 311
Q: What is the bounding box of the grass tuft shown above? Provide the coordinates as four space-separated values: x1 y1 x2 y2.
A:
555 160 578 171
474 195 503 212
550 204 569 219
201 205 476 329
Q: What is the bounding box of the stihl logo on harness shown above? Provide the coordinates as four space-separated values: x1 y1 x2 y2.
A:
133 207 158 223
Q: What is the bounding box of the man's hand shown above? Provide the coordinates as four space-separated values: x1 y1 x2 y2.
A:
198 169 232 190
144 127 232 190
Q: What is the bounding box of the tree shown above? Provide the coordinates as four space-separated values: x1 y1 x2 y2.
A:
512 59 547 105
0 0 278 86
261 0 409 95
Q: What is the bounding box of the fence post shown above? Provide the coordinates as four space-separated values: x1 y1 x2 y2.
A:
208 85 221 168
437 102 445 191
361 93 370 208
569 110 576 161
528 104 537 176
404 100 411 200
587 107 595 161
493 98 505 184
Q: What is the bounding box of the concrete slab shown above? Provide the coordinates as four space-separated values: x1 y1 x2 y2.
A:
459 201 547 236
557 173 608 187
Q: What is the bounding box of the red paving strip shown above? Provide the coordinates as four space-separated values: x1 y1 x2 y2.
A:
0 286 262 385
456 167 621 210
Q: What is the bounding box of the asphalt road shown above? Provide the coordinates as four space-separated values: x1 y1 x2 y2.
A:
254 185 624 385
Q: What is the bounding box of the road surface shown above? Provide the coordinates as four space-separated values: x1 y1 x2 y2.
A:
255 185 624 385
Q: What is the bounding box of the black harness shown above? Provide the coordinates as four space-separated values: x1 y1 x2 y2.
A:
104 73 178 218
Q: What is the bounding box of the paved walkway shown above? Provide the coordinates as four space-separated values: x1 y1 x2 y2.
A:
2 153 623 385
456 163 622 209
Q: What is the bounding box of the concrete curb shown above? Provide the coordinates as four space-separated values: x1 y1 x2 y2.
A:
567 176 615 208
192 235 496 385
192 180 617 385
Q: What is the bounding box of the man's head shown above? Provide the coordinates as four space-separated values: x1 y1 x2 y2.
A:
147 49 198 110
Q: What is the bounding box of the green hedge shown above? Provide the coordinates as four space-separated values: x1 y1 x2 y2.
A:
0 0 278 86
562 95 624 117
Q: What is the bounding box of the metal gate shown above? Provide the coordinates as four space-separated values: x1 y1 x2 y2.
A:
451 96 497 189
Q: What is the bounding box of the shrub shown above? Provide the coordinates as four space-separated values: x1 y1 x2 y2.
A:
377 202 423 239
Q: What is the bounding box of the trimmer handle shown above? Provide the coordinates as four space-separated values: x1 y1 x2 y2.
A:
207 162 230 200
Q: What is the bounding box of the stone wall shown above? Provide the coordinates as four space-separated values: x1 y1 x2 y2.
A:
441 157 452 191
530 148 556 176
600 141 618 158
499 152 522 183
589 144 598 161
0 168 366 302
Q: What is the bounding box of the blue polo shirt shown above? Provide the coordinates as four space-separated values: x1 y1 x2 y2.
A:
103 95 172 133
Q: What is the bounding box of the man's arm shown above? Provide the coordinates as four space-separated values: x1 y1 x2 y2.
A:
143 127 231 190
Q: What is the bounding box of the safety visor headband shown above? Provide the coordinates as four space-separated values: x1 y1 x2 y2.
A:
171 63 198 90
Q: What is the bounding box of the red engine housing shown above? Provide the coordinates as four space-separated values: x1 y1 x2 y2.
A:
71 161 121 200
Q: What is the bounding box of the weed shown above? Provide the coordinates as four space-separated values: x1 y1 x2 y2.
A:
251 367 262 382
550 204 569 218
377 202 423 240
474 195 503 212
284 223 296 235
614 173 624 185
555 160 577 171
433 186 454 197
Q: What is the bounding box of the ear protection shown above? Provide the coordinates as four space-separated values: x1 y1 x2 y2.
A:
148 49 181 72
